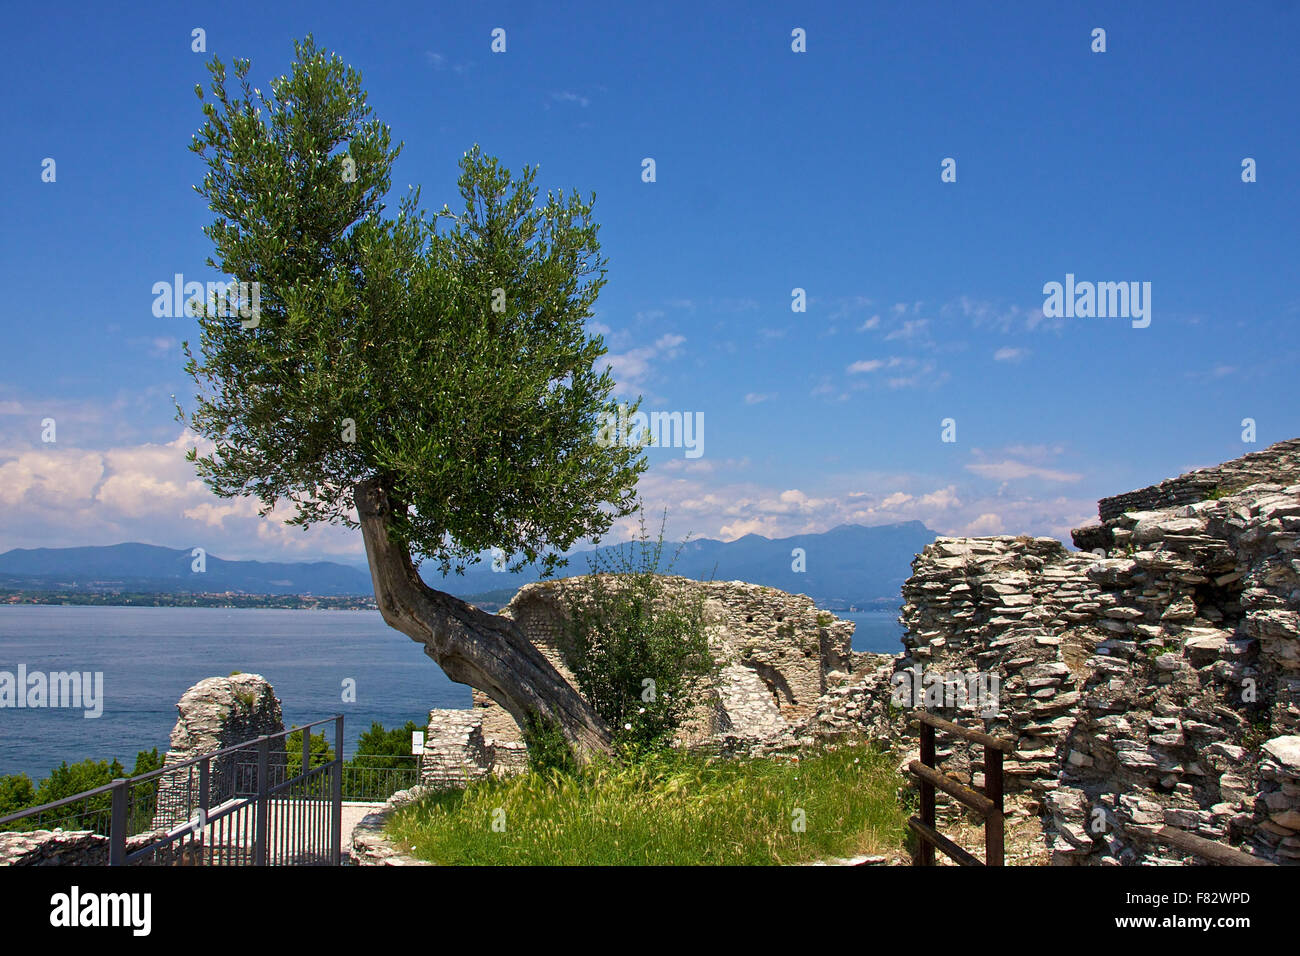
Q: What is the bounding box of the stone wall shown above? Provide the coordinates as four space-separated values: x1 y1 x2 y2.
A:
0 829 201 866
810 444 1300 865
421 576 857 783
1 674 286 866
152 673 286 829
1084 437 1300 532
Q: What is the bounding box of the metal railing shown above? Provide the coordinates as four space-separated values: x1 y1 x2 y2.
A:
0 716 344 866
907 711 1014 867
341 755 421 802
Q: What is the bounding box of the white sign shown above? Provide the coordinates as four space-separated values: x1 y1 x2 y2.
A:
411 731 425 755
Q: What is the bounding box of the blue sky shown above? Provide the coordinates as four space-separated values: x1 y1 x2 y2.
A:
1 0 1296 563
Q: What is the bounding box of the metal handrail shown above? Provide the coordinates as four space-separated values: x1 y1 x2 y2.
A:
0 781 119 827
0 714 345 827
0 715 346 866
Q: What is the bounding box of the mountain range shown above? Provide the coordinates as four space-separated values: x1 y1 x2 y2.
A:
0 521 939 609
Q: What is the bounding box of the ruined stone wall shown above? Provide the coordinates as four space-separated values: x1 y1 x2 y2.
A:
1089 438 1300 527
152 673 285 829
0 829 201 866
421 576 857 783
813 465 1300 865
2 674 286 865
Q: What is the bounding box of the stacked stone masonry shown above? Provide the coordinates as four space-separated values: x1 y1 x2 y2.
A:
809 437 1300 865
152 673 286 830
422 576 857 785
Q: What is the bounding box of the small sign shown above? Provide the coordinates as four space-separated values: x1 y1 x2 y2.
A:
411 731 425 755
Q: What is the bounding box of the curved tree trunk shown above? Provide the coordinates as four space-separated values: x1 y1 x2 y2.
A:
354 477 612 761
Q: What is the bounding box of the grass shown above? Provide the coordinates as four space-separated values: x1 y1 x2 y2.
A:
385 742 909 865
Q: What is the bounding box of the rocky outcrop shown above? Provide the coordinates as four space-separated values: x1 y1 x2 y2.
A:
1075 437 1300 550
152 673 285 829
421 577 857 783
811 438 1300 865
0 828 204 866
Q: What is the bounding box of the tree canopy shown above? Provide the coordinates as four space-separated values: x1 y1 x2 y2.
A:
183 35 644 577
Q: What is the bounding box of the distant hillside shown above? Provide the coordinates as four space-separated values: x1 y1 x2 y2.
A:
0 543 374 596
0 521 938 609
435 521 939 610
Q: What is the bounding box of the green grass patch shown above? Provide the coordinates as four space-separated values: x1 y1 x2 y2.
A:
385 742 908 865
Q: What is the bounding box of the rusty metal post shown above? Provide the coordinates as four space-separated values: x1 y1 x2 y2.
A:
984 743 1004 866
918 719 936 866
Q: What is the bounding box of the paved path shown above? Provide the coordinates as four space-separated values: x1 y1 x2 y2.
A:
341 801 385 841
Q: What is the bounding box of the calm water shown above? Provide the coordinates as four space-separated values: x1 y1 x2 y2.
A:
0 606 468 781
843 609 906 655
0 605 904 783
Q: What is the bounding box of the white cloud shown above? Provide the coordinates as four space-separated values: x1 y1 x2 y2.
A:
965 460 1083 483
847 359 886 374
884 319 930 342
550 91 591 108
993 346 1029 362
964 513 1005 534
0 430 363 561
604 332 687 389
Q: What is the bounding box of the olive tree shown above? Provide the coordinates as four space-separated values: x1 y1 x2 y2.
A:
181 36 644 758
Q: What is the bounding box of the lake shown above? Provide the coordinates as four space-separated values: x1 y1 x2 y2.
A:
0 605 903 782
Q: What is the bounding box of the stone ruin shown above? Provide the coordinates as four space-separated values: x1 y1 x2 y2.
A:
1 673 285 866
152 673 286 829
420 437 1300 866
816 437 1300 864
420 577 861 788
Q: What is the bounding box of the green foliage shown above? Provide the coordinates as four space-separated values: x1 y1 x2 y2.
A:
556 508 716 757
285 728 334 777
520 712 577 776
353 719 422 767
0 774 35 819
0 748 184 833
386 743 908 865
1205 483 1250 501
182 35 644 577
1242 716 1273 754
35 758 125 806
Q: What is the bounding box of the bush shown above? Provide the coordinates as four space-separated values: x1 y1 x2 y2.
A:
0 774 35 819
556 508 716 759
353 720 423 767
521 713 578 776
285 728 334 777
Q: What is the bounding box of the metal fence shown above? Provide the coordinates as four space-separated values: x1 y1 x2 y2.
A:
341 754 421 802
0 716 344 866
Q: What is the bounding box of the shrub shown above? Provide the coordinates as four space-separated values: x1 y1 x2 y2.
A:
285 728 334 777
353 719 423 767
521 712 578 776
556 507 716 759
